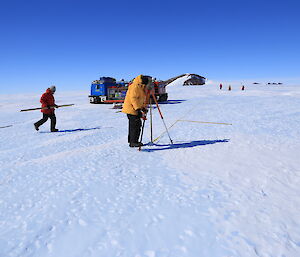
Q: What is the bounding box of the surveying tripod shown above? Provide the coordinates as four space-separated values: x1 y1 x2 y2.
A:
139 89 173 150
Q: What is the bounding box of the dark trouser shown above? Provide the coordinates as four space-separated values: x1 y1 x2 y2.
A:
34 113 56 131
127 114 142 144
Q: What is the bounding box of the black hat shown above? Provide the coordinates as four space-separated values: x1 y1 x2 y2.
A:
141 75 149 85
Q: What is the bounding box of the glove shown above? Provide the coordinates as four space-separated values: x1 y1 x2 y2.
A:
141 107 148 114
137 109 143 118
54 104 59 108
47 105 51 109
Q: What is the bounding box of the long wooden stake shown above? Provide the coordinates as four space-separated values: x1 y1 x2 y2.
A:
20 104 74 112
0 125 13 129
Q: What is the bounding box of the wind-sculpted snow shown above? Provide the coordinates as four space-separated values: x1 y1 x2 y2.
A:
0 85 300 257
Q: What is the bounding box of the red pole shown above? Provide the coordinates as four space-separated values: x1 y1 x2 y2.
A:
151 91 173 144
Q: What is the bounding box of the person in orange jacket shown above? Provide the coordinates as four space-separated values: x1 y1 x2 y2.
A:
34 86 59 132
122 75 149 147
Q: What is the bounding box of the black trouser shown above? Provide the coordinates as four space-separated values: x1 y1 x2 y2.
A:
127 114 142 144
34 113 56 130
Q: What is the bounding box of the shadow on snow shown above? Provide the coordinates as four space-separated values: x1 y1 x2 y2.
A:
141 139 230 152
39 127 101 133
156 99 186 105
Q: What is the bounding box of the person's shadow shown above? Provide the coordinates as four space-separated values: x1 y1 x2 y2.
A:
40 127 102 133
141 139 229 152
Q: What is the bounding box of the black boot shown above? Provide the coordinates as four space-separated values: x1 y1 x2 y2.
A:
34 123 39 131
129 142 143 147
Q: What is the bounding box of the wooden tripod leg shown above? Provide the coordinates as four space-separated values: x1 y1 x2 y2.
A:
151 92 173 144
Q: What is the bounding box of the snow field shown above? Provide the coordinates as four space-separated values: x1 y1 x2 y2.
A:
0 83 300 257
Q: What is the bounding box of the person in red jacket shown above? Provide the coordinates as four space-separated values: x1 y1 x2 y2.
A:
34 86 59 132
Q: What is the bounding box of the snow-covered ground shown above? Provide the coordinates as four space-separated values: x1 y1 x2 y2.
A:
1 81 300 257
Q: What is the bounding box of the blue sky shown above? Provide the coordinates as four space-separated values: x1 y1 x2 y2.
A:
0 0 299 93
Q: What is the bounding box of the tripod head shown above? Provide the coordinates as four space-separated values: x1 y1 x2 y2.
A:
141 75 155 91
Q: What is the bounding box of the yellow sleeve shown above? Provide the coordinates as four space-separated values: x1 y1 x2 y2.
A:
130 85 145 110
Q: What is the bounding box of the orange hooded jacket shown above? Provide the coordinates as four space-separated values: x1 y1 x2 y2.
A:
122 75 147 115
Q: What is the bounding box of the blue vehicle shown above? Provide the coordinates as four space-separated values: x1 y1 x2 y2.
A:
89 77 128 104
89 76 168 104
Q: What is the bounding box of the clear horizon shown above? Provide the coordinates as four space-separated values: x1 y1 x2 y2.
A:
1 0 299 94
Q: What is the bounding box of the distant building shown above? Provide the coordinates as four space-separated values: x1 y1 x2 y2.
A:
164 73 207 86
183 74 206 85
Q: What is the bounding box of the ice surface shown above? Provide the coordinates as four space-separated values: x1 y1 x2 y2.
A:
0 83 300 257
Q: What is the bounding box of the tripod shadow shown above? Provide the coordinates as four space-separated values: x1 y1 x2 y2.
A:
40 126 102 133
157 99 186 105
141 139 230 152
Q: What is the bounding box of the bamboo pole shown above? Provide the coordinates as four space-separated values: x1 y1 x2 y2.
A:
20 104 74 112
0 125 13 129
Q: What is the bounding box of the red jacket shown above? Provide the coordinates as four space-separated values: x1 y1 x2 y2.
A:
40 89 55 114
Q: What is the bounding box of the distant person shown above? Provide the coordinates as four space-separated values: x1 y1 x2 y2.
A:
219 83 223 90
34 86 59 132
241 85 245 91
122 75 149 147
228 85 232 91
